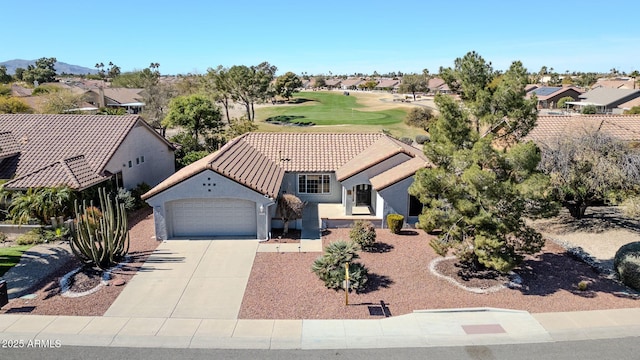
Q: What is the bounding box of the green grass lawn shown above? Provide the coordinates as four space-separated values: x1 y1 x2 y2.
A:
0 245 32 277
257 92 407 126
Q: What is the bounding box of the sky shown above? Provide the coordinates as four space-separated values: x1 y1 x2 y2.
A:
3 0 639 76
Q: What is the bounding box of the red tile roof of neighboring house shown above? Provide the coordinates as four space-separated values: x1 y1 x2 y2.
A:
0 114 167 190
525 114 640 144
102 88 145 105
618 97 640 110
143 133 431 200
341 79 364 87
375 79 400 88
0 131 21 159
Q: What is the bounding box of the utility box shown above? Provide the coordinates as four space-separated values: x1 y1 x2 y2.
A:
0 280 8 308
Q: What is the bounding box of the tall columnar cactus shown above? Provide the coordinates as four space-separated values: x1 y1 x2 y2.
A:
70 188 130 270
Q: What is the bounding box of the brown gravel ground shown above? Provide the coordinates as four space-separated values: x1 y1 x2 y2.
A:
2 209 638 319
238 228 639 320
0 207 160 316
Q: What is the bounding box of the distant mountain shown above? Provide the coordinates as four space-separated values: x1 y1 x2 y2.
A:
0 59 98 75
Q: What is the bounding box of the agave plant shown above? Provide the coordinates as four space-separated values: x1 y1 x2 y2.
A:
70 188 130 270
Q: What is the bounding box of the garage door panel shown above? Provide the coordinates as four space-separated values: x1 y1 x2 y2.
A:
170 198 257 238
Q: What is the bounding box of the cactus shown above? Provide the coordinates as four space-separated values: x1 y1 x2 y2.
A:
70 188 130 270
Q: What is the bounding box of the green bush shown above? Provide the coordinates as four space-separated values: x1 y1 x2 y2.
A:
415 134 430 144
349 220 377 250
399 137 413 145
15 229 44 245
311 240 368 292
581 104 597 114
386 214 404 234
614 241 640 291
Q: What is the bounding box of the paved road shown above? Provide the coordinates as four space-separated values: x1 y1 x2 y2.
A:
2 337 640 360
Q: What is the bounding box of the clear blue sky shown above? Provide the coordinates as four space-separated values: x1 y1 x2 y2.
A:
3 0 639 76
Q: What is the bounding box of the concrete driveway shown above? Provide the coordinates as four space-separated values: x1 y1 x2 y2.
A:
104 240 258 319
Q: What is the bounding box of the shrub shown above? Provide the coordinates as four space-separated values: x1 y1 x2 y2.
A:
349 220 376 250
557 96 574 109
581 104 597 114
116 188 136 211
386 214 404 234
621 196 640 218
577 280 589 291
614 241 640 291
16 229 44 245
131 182 151 209
0 231 7 243
399 137 413 145
415 134 430 144
311 240 368 292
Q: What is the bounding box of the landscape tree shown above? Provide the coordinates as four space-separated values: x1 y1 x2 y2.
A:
226 62 277 121
410 52 550 273
404 106 433 131
0 66 12 83
538 132 640 219
163 94 223 145
398 74 427 100
0 97 33 114
581 104 597 114
13 68 25 81
274 72 303 101
276 193 304 235
440 52 537 143
42 89 86 113
313 76 326 89
625 106 640 114
22 57 57 85
204 66 234 122
139 63 176 135
409 94 550 273
557 96 574 110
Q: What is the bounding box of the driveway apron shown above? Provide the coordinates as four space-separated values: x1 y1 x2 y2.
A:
104 240 258 319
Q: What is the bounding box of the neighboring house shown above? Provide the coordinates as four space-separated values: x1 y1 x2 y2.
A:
0 114 174 191
374 79 400 91
526 86 583 109
427 78 451 94
143 133 431 240
86 88 146 114
341 78 364 90
524 114 640 145
567 88 640 114
617 97 640 113
591 78 637 90
323 79 342 89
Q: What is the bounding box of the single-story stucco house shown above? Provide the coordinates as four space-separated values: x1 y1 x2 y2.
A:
142 132 431 240
0 114 175 191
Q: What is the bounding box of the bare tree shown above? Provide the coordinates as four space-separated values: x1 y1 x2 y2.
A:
539 131 640 218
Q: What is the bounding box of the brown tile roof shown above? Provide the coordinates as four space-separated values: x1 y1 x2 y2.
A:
341 79 364 87
618 97 640 110
0 131 21 158
243 132 385 172
525 114 640 144
336 136 429 181
370 157 430 191
144 133 431 200
0 114 158 190
375 79 400 88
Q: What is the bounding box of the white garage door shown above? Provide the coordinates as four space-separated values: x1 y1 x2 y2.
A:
169 198 257 238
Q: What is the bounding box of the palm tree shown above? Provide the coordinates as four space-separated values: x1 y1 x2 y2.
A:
9 188 39 224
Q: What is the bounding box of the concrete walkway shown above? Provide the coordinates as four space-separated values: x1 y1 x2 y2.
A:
301 202 320 240
1 308 639 349
1 242 74 299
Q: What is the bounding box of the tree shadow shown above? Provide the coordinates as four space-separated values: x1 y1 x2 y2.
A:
531 206 640 235
265 115 314 126
359 272 393 294
366 242 394 253
398 230 420 236
515 251 638 299
287 98 313 104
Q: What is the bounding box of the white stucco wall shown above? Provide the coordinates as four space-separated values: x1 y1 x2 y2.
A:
105 122 174 189
145 170 275 240
378 176 416 227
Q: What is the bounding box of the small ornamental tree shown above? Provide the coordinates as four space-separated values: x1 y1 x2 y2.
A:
349 220 376 250
312 240 369 292
276 193 304 234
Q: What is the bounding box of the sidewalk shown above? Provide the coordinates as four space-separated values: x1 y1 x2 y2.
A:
1 307 639 349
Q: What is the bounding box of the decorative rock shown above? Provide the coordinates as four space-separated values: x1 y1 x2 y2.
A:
111 278 126 286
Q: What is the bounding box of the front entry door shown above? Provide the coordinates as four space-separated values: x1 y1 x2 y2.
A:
355 184 371 206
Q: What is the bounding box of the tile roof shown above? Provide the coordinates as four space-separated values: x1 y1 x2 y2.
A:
525 114 640 144
0 131 21 158
370 157 430 191
375 79 400 88
0 114 154 190
618 97 640 110
144 133 431 200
